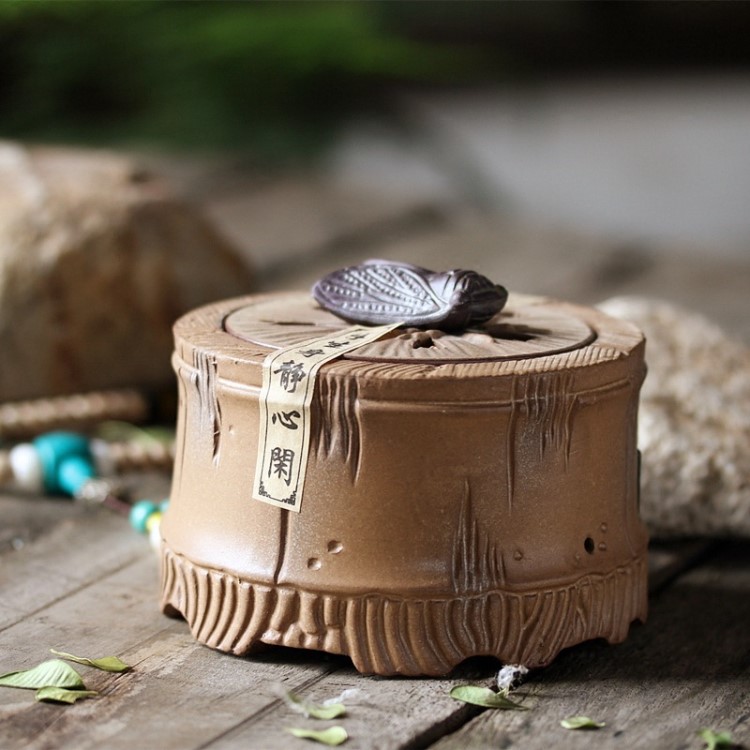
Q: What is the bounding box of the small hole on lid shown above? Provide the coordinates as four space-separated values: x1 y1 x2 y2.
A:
584 537 595 554
483 322 549 342
498 331 536 342
411 332 434 349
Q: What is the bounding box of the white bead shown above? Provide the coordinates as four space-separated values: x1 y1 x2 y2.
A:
149 521 162 552
9 443 44 492
90 439 116 476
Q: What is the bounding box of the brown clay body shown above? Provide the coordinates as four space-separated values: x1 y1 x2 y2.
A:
160 292 648 676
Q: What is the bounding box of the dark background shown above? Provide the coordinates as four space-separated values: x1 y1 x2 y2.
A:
2 2 749 162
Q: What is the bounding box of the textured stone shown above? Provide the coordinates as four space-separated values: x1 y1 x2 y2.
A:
599 296 750 538
0 142 254 401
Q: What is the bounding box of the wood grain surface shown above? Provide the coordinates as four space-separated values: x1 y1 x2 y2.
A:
1 485 745 750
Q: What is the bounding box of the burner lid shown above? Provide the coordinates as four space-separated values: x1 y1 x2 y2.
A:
224 293 595 364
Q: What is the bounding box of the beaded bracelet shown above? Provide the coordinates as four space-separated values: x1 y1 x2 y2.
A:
0 390 174 550
0 389 149 439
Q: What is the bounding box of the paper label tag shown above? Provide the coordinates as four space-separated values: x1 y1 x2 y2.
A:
252 323 401 512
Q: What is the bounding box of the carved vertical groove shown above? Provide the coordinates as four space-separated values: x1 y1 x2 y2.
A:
452 480 505 594
173 369 190 500
192 350 222 464
211 574 235 649
506 376 519 511
520 372 576 462
272 509 289 586
311 374 361 482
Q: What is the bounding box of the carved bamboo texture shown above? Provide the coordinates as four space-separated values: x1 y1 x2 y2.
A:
160 544 647 677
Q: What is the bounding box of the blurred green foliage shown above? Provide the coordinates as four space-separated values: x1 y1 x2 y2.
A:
3 2 744 162
0 2 483 162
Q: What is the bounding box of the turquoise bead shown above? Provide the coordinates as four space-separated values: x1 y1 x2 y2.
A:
57 455 96 496
130 500 159 534
33 432 92 494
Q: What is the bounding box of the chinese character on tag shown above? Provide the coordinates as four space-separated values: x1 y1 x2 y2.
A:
271 410 301 430
269 447 295 486
274 360 306 393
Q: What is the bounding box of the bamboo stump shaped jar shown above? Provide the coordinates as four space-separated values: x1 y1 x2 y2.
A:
160 274 648 676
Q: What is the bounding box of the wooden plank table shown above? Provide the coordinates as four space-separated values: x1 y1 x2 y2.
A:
0 480 747 750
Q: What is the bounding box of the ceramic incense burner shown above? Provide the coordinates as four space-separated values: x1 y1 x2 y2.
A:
160 265 648 676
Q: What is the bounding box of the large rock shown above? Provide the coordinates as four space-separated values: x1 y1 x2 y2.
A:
599 296 750 538
0 143 254 401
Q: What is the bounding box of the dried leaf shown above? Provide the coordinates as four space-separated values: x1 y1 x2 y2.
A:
0 659 85 690
449 685 527 710
561 716 606 730
35 687 98 704
285 690 346 719
50 649 131 673
286 726 348 745
698 728 734 750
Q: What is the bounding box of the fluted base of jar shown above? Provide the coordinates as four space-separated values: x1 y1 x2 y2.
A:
160 543 648 677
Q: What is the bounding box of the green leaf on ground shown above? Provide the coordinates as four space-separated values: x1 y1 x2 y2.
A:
50 649 131 673
0 659 85 690
698 728 734 750
35 686 98 704
286 690 346 720
561 716 606 730
449 685 528 710
287 726 348 745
